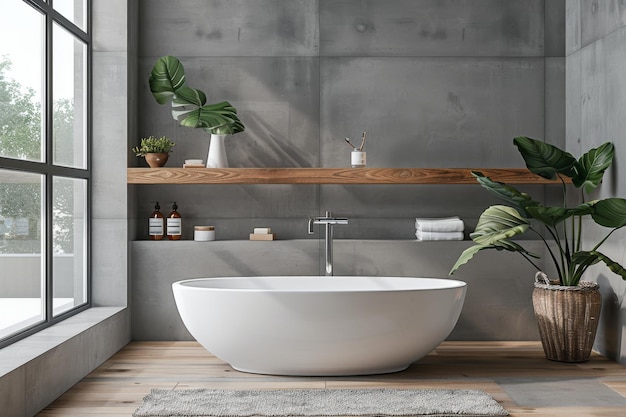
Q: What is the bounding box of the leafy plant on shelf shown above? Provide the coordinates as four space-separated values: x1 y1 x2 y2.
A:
450 136 626 286
132 135 175 157
149 55 245 135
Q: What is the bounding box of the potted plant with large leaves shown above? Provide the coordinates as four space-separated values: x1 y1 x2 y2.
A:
450 137 626 362
149 55 245 168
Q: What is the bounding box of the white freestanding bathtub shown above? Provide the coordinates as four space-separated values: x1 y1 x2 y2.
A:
172 276 466 376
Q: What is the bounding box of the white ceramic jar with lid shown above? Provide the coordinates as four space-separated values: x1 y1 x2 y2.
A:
194 226 215 241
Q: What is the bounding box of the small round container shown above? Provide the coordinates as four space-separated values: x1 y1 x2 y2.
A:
194 226 215 241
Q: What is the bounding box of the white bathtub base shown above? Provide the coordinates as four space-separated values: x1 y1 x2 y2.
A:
172 276 466 376
231 364 410 377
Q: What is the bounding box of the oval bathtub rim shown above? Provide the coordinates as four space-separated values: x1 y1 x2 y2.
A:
172 276 467 294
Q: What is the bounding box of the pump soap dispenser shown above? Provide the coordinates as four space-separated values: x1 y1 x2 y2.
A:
167 202 182 240
149 202 165 240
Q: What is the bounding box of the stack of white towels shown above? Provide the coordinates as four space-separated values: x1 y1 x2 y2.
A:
415 216 465 241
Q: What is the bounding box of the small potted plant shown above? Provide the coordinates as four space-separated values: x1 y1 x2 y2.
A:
132 135 175 168
450 136 626 362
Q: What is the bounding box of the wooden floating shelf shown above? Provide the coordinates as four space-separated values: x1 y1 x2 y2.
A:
127 167 569 185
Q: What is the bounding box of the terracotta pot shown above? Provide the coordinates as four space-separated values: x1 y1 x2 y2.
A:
145 152 169 168
532 276 601 362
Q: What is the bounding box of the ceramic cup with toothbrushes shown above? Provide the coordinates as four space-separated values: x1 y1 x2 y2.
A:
347 131 367 167
351 150 366 167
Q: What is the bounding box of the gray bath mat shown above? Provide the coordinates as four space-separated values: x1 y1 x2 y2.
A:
133 388 508 417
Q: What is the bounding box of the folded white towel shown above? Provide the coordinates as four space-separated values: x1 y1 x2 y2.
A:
415 217 465 233
415 216 460 222
415 230 464 241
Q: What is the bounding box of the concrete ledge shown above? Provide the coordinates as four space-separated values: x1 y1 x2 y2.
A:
131 239 551 341
0 307 130 417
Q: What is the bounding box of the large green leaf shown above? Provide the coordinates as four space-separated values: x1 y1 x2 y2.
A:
449 244 489 275
210 118 246 135
526 202 596 227
449 206 538 275
572 251 626 280
513 136 577 180
470 205 532 247
591 198 626 228
472 171 539 217
149 55 187 104
573 142 615 193
449 241 537 275
449 206 539 275
595 251 626 279
174 86 207 107
178 109 231 130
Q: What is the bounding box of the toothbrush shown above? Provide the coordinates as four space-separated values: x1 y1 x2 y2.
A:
358 131 366 151
345 137 357 150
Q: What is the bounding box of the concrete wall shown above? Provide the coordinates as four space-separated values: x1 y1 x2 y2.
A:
566 0 626 365
92 0 134 307
132 1 565 341
133 0 564 240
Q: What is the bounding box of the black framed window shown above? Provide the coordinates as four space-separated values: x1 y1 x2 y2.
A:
0 0 90 347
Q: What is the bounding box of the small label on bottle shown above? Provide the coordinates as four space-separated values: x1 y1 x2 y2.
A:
167 218 182 235
149 218 164 235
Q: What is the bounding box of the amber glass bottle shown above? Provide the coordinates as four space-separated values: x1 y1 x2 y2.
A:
167 202 182 240
149 202 164 240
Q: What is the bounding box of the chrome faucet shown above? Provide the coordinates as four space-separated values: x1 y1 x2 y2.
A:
308 211 349 276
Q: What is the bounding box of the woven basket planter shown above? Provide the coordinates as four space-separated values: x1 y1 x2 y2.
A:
532 277 601 362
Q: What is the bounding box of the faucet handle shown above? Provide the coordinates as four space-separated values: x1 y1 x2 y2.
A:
308 215 349 229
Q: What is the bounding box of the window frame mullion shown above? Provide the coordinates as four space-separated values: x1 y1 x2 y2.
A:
44 0 54 323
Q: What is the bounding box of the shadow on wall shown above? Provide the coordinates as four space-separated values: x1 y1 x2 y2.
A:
596 273 626 362
231 110 314 168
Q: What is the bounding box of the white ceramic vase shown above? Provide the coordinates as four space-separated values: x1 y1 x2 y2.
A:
206 133 228 168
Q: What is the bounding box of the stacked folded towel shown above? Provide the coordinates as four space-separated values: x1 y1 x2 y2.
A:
415 216 465 241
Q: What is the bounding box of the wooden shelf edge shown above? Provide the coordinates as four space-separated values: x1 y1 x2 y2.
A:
127 167 569 185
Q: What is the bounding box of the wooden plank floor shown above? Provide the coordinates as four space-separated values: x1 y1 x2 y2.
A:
37 341 626 417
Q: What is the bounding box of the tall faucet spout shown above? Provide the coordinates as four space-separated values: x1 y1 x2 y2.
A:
325 222 333 276
307 211 349 276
